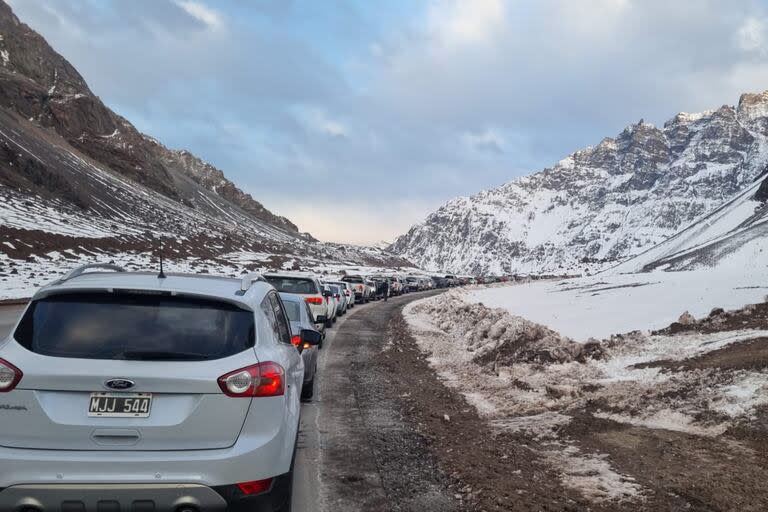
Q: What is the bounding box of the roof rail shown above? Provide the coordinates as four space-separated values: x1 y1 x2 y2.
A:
240 272 266 292
59 263 126 283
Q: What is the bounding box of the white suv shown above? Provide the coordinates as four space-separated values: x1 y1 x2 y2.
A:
263 273 334 328
0 264 319 511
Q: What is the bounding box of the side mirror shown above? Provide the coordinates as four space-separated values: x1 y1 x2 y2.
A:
300 329 322 346
315 315 327 324
322 290 332 298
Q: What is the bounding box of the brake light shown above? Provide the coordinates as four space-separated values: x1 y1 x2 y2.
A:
237 478 273 495
0 359 22 393
334 293 340 299
218 362 285 397
305 297 323 305
291 335 301 347
345 290 350 296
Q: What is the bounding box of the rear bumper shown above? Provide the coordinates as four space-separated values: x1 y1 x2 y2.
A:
0 474 292 512
0 483 227 511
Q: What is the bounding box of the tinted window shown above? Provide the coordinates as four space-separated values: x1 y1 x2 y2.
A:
269 294 293 345
264 276 318 294
282 300 301 322
15 293 255 361
341 276 363 283
304 302 316 323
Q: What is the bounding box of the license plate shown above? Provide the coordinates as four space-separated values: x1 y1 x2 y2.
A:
88 392 152 418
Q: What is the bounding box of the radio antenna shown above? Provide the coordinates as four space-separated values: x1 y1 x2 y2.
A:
158 241 166 279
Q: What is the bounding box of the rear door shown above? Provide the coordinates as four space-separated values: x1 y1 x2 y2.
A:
0 292 257 451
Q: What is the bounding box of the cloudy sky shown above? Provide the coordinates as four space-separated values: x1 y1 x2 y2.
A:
8 0 768 244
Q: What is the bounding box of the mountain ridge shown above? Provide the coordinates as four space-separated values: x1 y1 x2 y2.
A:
390 91 768 275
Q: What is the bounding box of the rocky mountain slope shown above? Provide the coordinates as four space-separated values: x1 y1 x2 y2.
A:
611 171 768 273
0 0 407 279
391 92 768 275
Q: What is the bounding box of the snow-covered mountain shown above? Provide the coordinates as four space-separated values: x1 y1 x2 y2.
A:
0 0 409 278
390 92 768 276
611 172 768 273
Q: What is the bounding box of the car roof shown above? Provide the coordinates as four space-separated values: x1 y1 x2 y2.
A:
263 272 319 280
277 291 304 302
34 271 273 309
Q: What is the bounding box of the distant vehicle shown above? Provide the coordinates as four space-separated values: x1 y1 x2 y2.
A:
280 292 320 397
405 276 421 292
321 283 339 324
370 277 390 299
327 281 356 309
264 272 334 328
365 278 378 300
326 283 347 316
341 275 371 303
0 264 321 511
388 276 404 296
431 276 449 288
444 275 458 287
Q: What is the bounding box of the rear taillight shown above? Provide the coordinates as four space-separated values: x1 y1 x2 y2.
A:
334 293 340 299
0 359 22 393
305 297 323 305
291 335 301 347
238 478 274 495
345 291 350 296
218 362 285 397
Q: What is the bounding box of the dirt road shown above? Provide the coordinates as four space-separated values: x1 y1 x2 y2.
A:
293 291 461 511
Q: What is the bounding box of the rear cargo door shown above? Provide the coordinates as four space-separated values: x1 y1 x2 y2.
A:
0 292 258 451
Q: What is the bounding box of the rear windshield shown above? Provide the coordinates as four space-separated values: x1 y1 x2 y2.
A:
14 293 255 361
264 276 318 294
341 276 363 283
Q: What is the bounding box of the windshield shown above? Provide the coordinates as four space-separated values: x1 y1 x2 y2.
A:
264 276 318 294
14 293 255 361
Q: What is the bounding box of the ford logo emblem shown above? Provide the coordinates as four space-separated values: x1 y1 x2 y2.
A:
105 379 135 391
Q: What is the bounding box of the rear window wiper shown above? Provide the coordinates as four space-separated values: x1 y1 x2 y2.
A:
114 351 212 361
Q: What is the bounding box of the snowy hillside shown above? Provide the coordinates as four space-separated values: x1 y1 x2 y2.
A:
391 92 768 275
0 0 410 295
611 173 768 272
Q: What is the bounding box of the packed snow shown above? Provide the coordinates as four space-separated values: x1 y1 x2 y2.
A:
465 268 768 341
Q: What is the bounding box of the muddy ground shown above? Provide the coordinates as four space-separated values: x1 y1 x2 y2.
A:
348 293 768 511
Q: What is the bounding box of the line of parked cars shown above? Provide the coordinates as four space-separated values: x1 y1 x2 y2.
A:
0 263 470 512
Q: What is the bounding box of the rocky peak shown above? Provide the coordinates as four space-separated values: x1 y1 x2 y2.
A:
737 90 768 136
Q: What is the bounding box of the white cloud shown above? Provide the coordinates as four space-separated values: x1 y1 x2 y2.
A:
295 106 349 138
737 16 768 54
429 0 505 46
173 1 223 30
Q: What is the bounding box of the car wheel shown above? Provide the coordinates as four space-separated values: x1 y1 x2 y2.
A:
325 319 333 328
301 378 314 401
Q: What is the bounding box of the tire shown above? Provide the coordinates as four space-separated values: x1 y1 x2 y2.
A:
301 378 314 401
325 319 333 328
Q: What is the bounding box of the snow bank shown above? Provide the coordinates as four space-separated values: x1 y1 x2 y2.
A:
404 290 768 502
466 268 768 341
